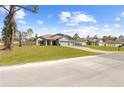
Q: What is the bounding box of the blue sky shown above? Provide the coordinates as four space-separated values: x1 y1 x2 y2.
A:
0 5 124 37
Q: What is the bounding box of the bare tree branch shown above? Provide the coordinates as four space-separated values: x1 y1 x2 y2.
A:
0 5 9 12
14 7 21 13
15 5 38 13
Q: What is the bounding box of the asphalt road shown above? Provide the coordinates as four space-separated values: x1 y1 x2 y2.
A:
0 52 124 87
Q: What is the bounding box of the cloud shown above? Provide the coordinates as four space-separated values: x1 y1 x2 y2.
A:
59 11 96 26
66 23 77 26
73 14 96 23
59 11 71 22
103 24 112 32
102 28 112 32
104 24 109 28
18 20 27 24
77 26 99 33
120 12 124 17
15 9 26 20
114 24 120 28
63 26 99 37
53 28 57 31
48 15 52 18
114 17 121 21
37 20 44 24
41 27 47 30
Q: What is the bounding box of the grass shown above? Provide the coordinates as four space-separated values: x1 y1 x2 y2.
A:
86 45 124 51
0 46 96 66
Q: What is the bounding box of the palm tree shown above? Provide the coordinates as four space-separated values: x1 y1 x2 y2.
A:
0 5 39 50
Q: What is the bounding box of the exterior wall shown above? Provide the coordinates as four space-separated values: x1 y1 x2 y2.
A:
36 38 43 45
105 43 122 47
59 41 69 46
98 40 105 46
75 42 86 46
81 42 87 46
59 37 70 46
115 44 122 47
36 36 87 47
59 37 69 42
69 41 74 46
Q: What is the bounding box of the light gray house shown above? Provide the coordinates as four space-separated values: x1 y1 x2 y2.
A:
105 38 124 47
86 38 105 46
36 33 87 46
36 33 75 46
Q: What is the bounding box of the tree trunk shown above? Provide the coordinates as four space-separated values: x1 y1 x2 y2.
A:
3 6 16 50
19 32 22 47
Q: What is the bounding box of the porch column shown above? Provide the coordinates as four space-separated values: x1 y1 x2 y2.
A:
45 40 47 46
50 40 53 46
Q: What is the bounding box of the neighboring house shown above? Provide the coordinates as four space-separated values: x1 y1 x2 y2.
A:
74 38 87 46
105 38 124 47
98 39 106 46
36 33 85 46
86 38 105 46
105 41 119 47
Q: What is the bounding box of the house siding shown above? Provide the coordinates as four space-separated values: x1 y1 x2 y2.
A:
59 37 70 46
36 38 43 45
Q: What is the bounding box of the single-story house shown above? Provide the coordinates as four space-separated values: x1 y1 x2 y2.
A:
105 38 124 47
36 33 86 46
74 38 87 46
86 38 105 46
98 39 105 46
36 33 74 46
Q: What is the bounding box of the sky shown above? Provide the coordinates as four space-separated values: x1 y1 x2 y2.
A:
0 5 124 38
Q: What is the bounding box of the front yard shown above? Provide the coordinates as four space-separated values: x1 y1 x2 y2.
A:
86 45 124 51
0 46 96 66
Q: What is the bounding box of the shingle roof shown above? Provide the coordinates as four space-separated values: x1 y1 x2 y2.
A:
39 33 73 40
114 38 124 44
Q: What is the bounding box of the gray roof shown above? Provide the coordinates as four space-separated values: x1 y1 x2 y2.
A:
115 38 124 44
39 33 73 40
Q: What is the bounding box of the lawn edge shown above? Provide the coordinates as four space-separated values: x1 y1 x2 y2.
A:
0 55 98 71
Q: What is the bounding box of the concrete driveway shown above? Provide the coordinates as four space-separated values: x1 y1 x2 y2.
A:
0 52 124 87
67 46 117 54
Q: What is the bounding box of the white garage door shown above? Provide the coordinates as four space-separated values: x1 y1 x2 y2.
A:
60 41 69 46
69 42 74 46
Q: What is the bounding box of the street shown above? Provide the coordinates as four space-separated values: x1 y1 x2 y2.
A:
0 52 124 86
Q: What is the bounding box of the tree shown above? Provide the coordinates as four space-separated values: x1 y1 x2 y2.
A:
102 36 108 42
18 31 28 47
22 31 28 38
0 5 39 50
119 35 124 39
102 35 117 42
34 34 38 40
93 35 98 39
87 35 90 39
27 28 33 38
73 33 80 40
19 31 22 47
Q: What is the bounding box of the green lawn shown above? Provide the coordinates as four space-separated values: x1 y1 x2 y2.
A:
0 46 96 66
86 45 124 51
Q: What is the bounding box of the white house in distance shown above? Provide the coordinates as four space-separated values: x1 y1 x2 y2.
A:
36 33 87 46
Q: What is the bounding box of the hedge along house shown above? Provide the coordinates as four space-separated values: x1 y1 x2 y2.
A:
36 33 75 46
